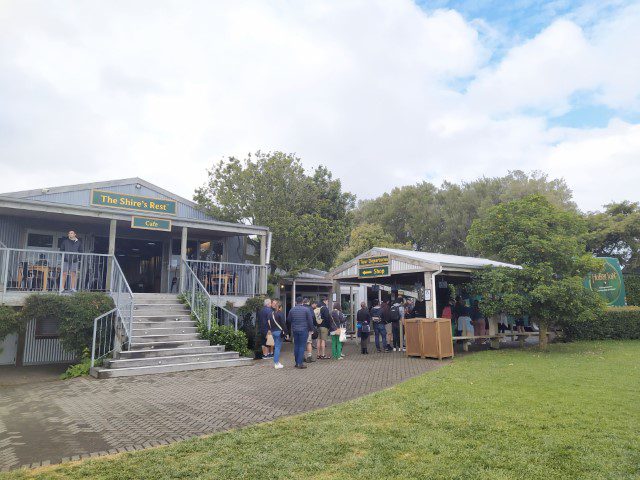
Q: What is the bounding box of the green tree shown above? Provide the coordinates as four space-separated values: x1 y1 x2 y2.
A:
585 201 640 272
194 151 355 271
354 171 575 256
334 223 411 266
467 195 604 348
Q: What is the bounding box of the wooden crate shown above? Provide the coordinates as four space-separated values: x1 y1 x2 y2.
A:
405 318 454 360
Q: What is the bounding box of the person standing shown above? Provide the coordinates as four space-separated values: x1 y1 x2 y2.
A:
356 302 371 354
315 297 331 359
303 299 317 363
268 300 286 369
370 300 387 352
60 230 83 292
329 302 346 359
286 296 314 368
390 297 404 351
258 298 274 359
471 300 486 341
381 300 393 351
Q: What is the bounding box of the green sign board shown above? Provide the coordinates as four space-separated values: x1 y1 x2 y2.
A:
91 189 177 215
131 216 172 232
584 257 626 307
358 265 390 278
358 255 390 267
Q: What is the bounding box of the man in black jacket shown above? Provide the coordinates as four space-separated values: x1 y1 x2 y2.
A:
356 302 371 354
257 298 274 359
286 296 314 368
60 230 83 292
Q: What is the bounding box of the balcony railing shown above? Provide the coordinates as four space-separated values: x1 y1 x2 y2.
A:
187 260 267 297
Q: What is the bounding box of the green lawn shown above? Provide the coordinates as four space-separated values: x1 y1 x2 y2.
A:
5 341 640 480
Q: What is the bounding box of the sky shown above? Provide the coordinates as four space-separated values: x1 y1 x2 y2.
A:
0 0 639 212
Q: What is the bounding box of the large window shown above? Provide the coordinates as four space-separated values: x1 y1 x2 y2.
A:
27 233 54 249
35 317 60 338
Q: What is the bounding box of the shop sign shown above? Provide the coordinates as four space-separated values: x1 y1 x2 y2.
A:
358 265 389 278
583 257 626 307
131 216 172 232
91 189 177 215
358 255 390 267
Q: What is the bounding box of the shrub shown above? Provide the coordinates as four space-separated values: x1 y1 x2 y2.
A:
560 306 640 341
0 305 23 341
201 324 251 357
21 292 114 357
60 348 95 380
624 274 640 306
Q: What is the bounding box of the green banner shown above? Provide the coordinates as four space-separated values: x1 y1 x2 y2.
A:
131 216 172 232
91 189 176 215
358 255 390 267
584 257 626 307
358 265 389 278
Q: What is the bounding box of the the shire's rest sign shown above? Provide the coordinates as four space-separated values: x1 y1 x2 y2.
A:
91 190 177 215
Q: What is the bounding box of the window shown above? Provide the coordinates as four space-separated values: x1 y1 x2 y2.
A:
27 233 54 249
35 317 60 338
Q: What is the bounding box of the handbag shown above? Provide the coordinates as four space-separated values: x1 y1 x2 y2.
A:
339 328 347 343
265 332 274 346
361 322 371 334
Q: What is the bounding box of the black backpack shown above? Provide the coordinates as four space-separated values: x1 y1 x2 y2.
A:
390 304 401 321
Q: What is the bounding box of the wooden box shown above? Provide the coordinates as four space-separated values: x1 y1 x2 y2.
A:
405 318 454 360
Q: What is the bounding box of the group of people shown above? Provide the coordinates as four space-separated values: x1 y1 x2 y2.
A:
356 296 414 354
258 296 348 369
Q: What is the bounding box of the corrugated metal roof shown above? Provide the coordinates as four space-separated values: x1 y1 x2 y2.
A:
375 248 520 269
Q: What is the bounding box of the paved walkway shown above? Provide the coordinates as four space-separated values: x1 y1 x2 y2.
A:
0 341 445 471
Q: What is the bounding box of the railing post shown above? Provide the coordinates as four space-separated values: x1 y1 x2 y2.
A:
1 248 9 304
207 295 212 331
59 252 66 292
91 317 98 368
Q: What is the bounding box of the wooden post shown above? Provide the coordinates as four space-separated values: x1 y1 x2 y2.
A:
292 279 297 304
423 272 434 317
179 226 188 292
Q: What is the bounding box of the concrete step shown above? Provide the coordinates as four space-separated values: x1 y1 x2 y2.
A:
133 314 192 322
129 339 210 350
106 351 239 368
116 345 224 359
133 320 197 329
134 304 189 313
91 357 254 378
132 326 198 336
131 333 200 342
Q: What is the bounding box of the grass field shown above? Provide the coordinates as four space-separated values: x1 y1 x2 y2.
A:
4 341 639 480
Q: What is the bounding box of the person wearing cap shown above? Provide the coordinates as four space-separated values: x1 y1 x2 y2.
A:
286 296 315 368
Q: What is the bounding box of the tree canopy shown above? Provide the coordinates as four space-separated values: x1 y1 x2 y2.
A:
354 171 575 255
467 195 603 348
194 151 355 271
585 201 640 272
334 223 411 266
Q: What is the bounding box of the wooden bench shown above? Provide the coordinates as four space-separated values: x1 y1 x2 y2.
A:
452 332 542 351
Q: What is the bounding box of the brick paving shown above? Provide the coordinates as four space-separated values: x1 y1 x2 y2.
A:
0 341 446 471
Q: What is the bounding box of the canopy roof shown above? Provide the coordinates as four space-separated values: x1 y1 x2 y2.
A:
329 247 520 281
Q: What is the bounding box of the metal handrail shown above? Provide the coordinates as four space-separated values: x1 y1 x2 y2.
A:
0 240 6 248
187 259 262 267
181 259 212 331
216 304 239 330
109 256 134 340
186 259 267 296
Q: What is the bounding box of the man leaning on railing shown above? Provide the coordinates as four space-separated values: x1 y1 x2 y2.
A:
60 230 83 292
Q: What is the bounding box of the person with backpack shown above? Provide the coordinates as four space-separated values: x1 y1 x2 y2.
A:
356 301 371 354
286 296 315 369
370 299 387 353
315 297 331 359
303 299 317 363
329 302 345 359
268 300 286 369
390 297 405 351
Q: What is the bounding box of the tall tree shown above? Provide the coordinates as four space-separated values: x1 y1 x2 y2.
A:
353 171 575 256
467 195 603 348
194 151 355 271
585 201 640 272
334 223 411 266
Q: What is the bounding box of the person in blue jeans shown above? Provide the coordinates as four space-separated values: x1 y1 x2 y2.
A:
286 296 314 369
268 300 287 369
370 299 387 352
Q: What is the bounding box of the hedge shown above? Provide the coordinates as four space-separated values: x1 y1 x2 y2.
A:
624 274 640 306
561 306 640 341
199 324 252 357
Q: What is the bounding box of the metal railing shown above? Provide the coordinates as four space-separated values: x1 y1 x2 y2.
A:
0 248 111 295
187 260 266 297
215 304 238 330
182 259 212 330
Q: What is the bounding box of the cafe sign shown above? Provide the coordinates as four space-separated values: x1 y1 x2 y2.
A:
358 265 390 278
358 255 390 267
583 257 626 307
91 189 177 215
131 216 172 232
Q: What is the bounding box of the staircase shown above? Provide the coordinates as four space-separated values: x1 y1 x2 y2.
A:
92 293 253 378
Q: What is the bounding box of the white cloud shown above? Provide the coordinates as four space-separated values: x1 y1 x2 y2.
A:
0 0 638 214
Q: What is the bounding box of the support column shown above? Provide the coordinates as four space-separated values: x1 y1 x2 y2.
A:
179 226 188 292
424 272 435 318
259 233 267 294
332 280 341 306
106 219 117 290
292 279 297 304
